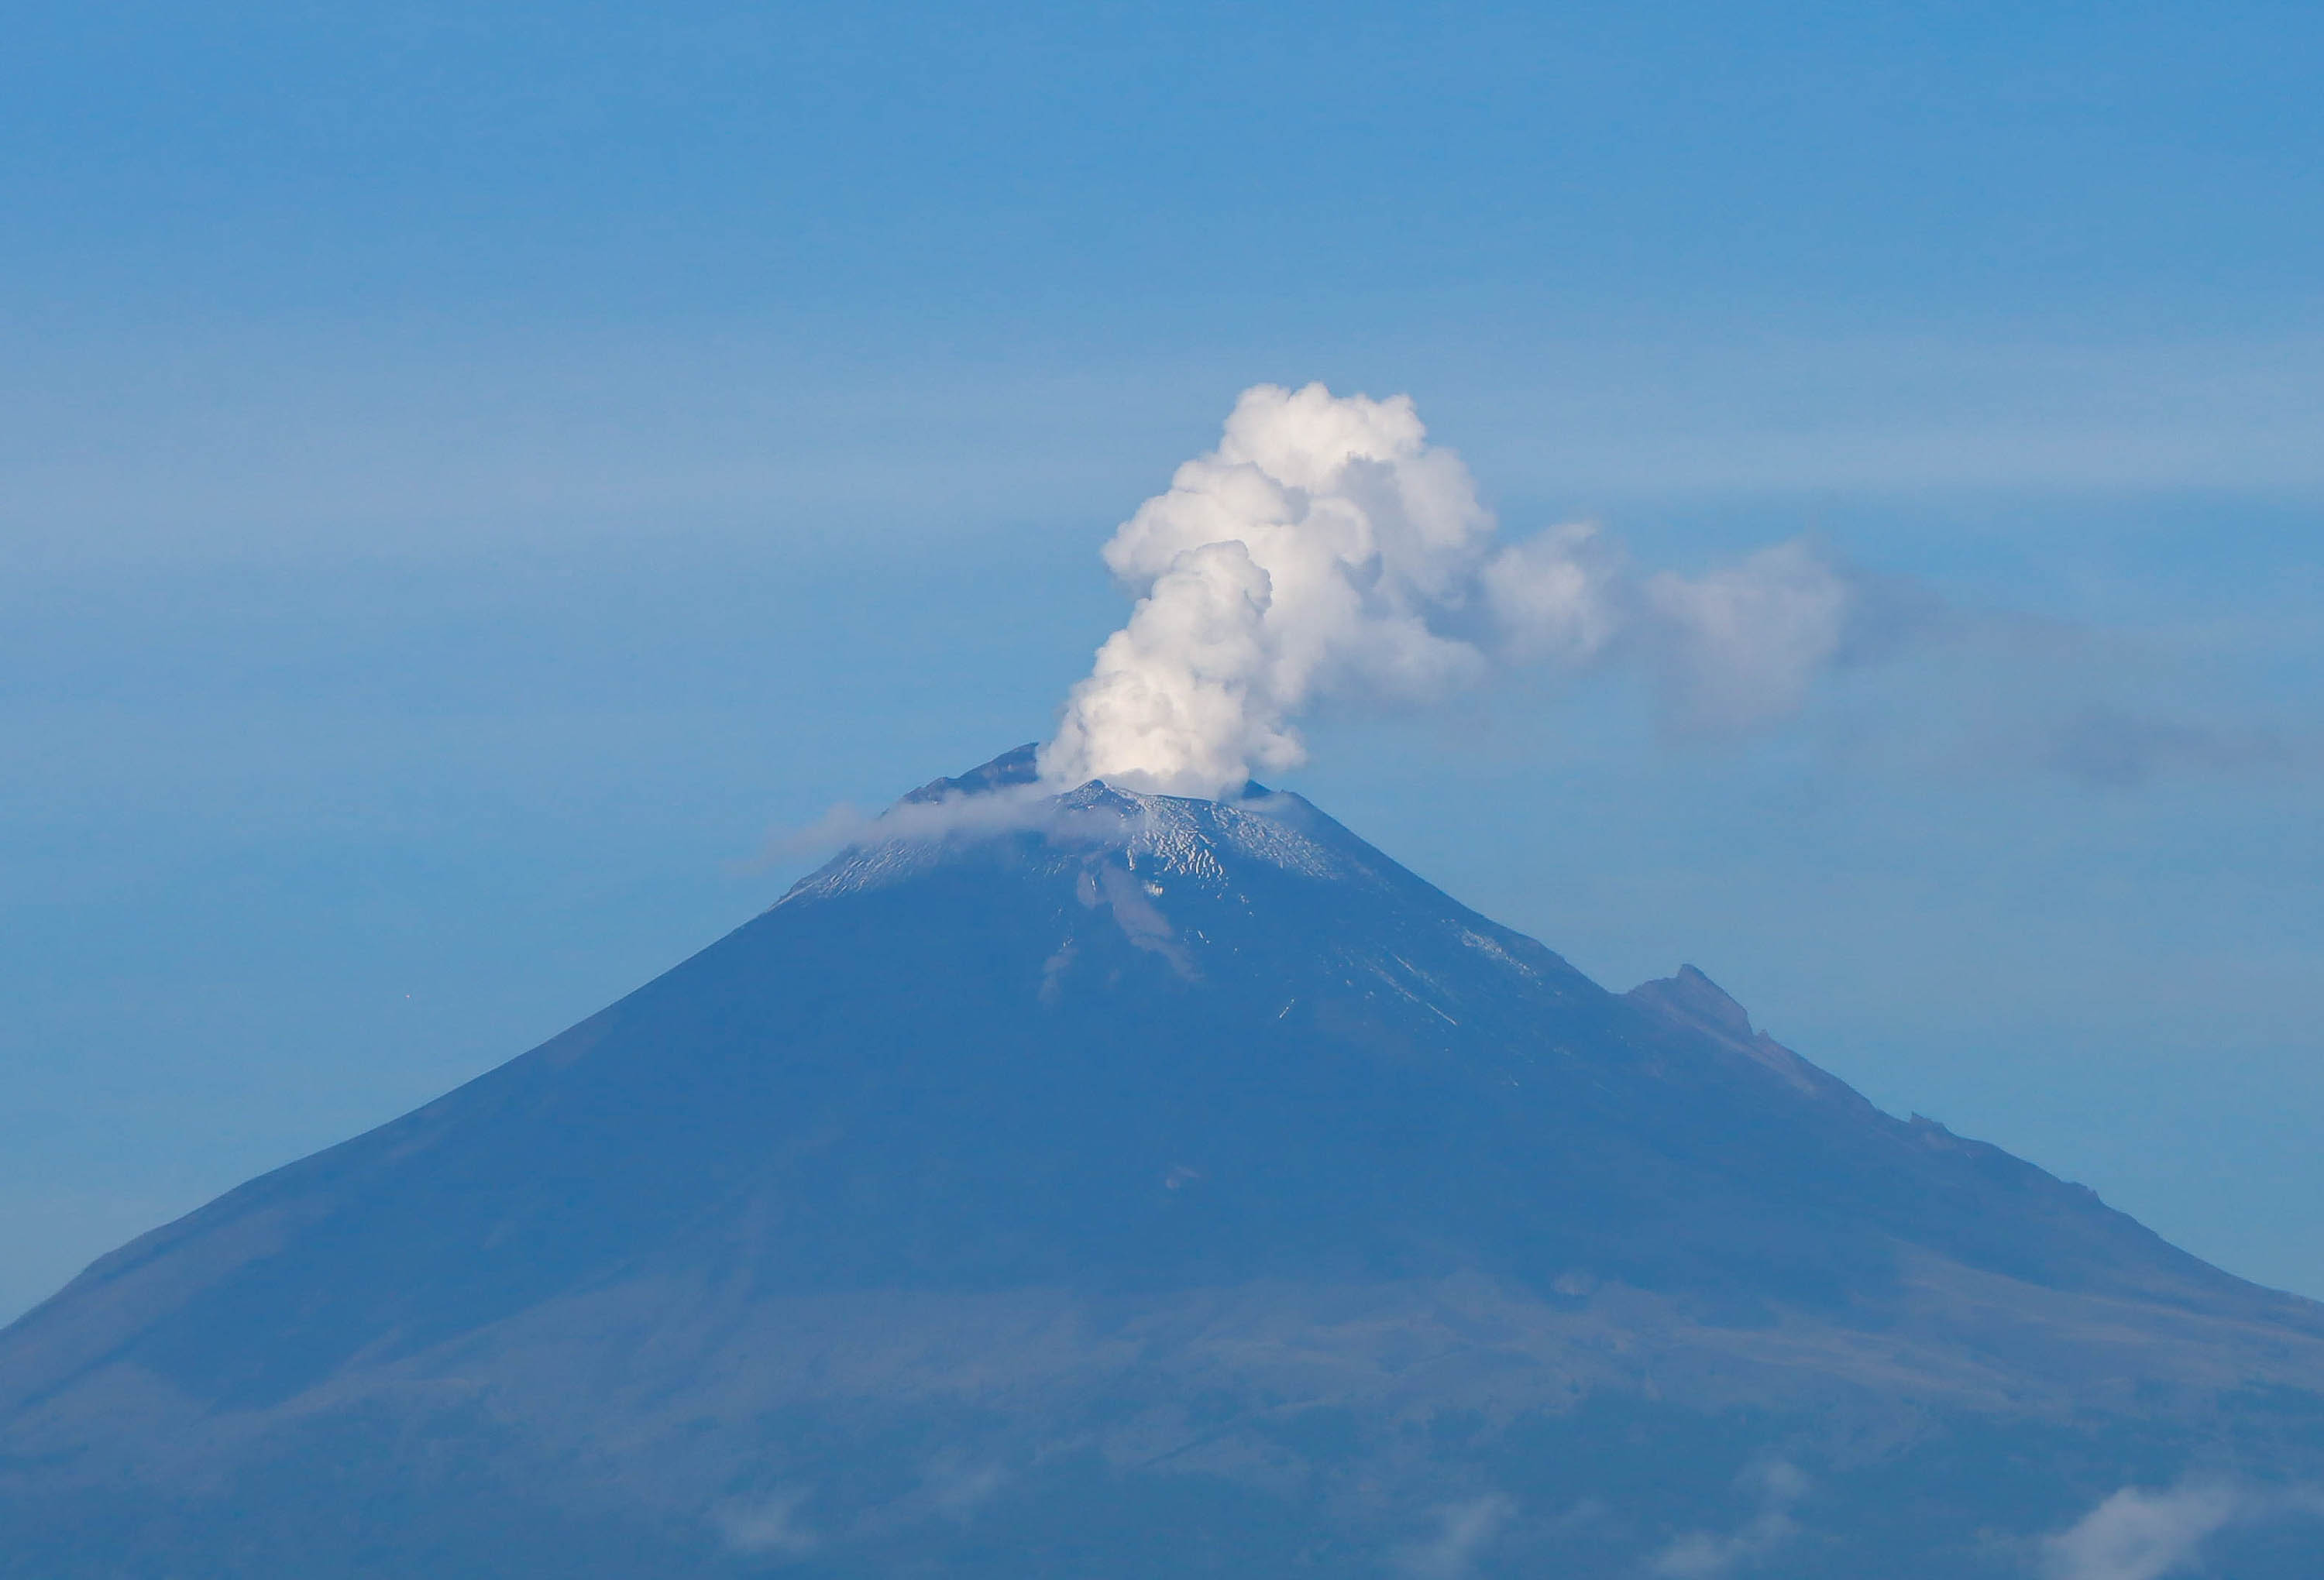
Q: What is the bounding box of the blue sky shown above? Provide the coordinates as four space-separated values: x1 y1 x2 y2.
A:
4 1 2321 1317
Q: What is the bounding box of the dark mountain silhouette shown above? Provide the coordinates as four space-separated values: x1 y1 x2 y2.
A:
4 747 2320 1577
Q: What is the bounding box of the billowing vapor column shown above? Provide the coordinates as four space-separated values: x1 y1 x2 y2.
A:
1040 383 1854 798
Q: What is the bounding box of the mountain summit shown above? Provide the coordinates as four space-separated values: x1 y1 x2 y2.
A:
4 750 2320 1578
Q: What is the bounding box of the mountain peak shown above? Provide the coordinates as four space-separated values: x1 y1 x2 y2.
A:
782 759 1408 914
1626 963 1755 1039
8 750 2322 1577
904 744 1269 811
902 743 1045 803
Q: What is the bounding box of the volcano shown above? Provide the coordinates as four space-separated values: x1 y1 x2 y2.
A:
4 748 2321 1577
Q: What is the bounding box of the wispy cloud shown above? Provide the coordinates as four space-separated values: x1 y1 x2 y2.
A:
1394 1493 1515 1580
713 1486 818 1558
1648 1459 1809 1578
2038 1481 2241 1580
757 780 1059 864
2039 704 2305 789
920 1451 1009 1521
2039 1479 2324 1580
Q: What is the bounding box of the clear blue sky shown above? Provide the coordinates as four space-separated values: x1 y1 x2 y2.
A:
4 1 2321 1318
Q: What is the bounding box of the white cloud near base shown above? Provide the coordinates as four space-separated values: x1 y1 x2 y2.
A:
1648 1459 1810 1579
2040 1477 2324 1580
1395 1493 1516 1580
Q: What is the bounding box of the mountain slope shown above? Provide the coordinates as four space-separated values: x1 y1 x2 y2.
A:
4 748 2320 1577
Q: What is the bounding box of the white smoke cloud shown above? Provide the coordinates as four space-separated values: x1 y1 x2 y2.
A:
1642 540 1854 737
1480 520 1626 667
1040 383 1496 796
1039 381 1862 797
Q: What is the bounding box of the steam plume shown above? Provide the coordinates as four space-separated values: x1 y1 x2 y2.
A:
1038 382 1856 797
